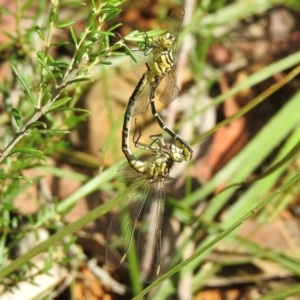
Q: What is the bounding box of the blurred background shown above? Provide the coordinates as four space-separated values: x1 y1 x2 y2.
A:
1 0 300 299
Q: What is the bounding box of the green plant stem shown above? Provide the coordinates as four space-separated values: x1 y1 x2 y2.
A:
191 63 300 146
0 83 68 164
132 172 300 299
0 190 122 280
36 2 58 108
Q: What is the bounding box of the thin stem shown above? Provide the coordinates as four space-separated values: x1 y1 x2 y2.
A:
0 81 67 163
36 2 58 108
191 64 300 146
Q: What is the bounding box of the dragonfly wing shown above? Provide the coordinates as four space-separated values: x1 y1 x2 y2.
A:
130 50 151 80
166 8 184 36
159 70 180 104
137 179 165 283
131 82 152 117
165 8 184 55
106 178 150 269
116 162 143 183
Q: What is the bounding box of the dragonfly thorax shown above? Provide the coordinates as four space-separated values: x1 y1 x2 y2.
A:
145 152 173 179
150 49 175 78
157 32 176 49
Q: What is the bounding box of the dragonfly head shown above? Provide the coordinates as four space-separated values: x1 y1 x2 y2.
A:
158 32 176 49
174 140 193 162
169 144 184 163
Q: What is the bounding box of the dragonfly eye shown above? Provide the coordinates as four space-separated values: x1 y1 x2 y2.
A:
170 146 184 163
172 154 184 163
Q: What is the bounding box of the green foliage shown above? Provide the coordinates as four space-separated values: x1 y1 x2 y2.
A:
0 0 130 294
1 0 300 299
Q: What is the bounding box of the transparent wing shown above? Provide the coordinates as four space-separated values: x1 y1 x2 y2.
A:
164 8 184 55
159 70 180 104
137 179 165 283
131 80 152 117
116 162 143 183
130 50 152 80
106 178 150 269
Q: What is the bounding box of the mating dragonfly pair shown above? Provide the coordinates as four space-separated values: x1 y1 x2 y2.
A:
106 8 193 283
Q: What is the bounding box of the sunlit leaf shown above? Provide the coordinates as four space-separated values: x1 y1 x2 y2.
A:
60 1 86 6
49 107 91 114
26 121 47 129
35 25 45 41
36 53 56 80
69 26 78 45
11 108 23 129
32 129 70 135
56 20 75 28
11 65 35 105
41 92 52 106
8 147 47 161
49 10 57 23
51 41 69 46
0 173 32 183
49 97 72 109
48 61 69 68
107 23 122 32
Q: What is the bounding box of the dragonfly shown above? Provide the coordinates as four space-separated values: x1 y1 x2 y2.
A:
122 8 193 169
122 60 186 174
106 125 185 283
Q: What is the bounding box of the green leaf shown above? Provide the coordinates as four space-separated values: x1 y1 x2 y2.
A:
100 61 112 65
2 30 16 40
91 30 115 36
49 10 57 23
8 147 47 162
48 107 91 114
112 51 127 57
60 1 86 6
0 173 32 183
26 121 47 129
49 97 72 109
36 53 56 80
124 44 138 63
50 41 69 46
35 25 45 41
48 61 69 68
111 42 123 51
65 77 96 84
56 20 75 28
11 65 35 105
69 26 78 45
0 6 13 15
77 42 87 62
47 53 55 63
103 9 121 21
32 129 70 135
87 9 96 29
52 70 64 79
107 23 122 32
41 92 52 106
21 0 35 11
11 108 23 129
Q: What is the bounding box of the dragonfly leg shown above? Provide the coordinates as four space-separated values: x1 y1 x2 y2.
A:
149 88 193 161
133 119 163 152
